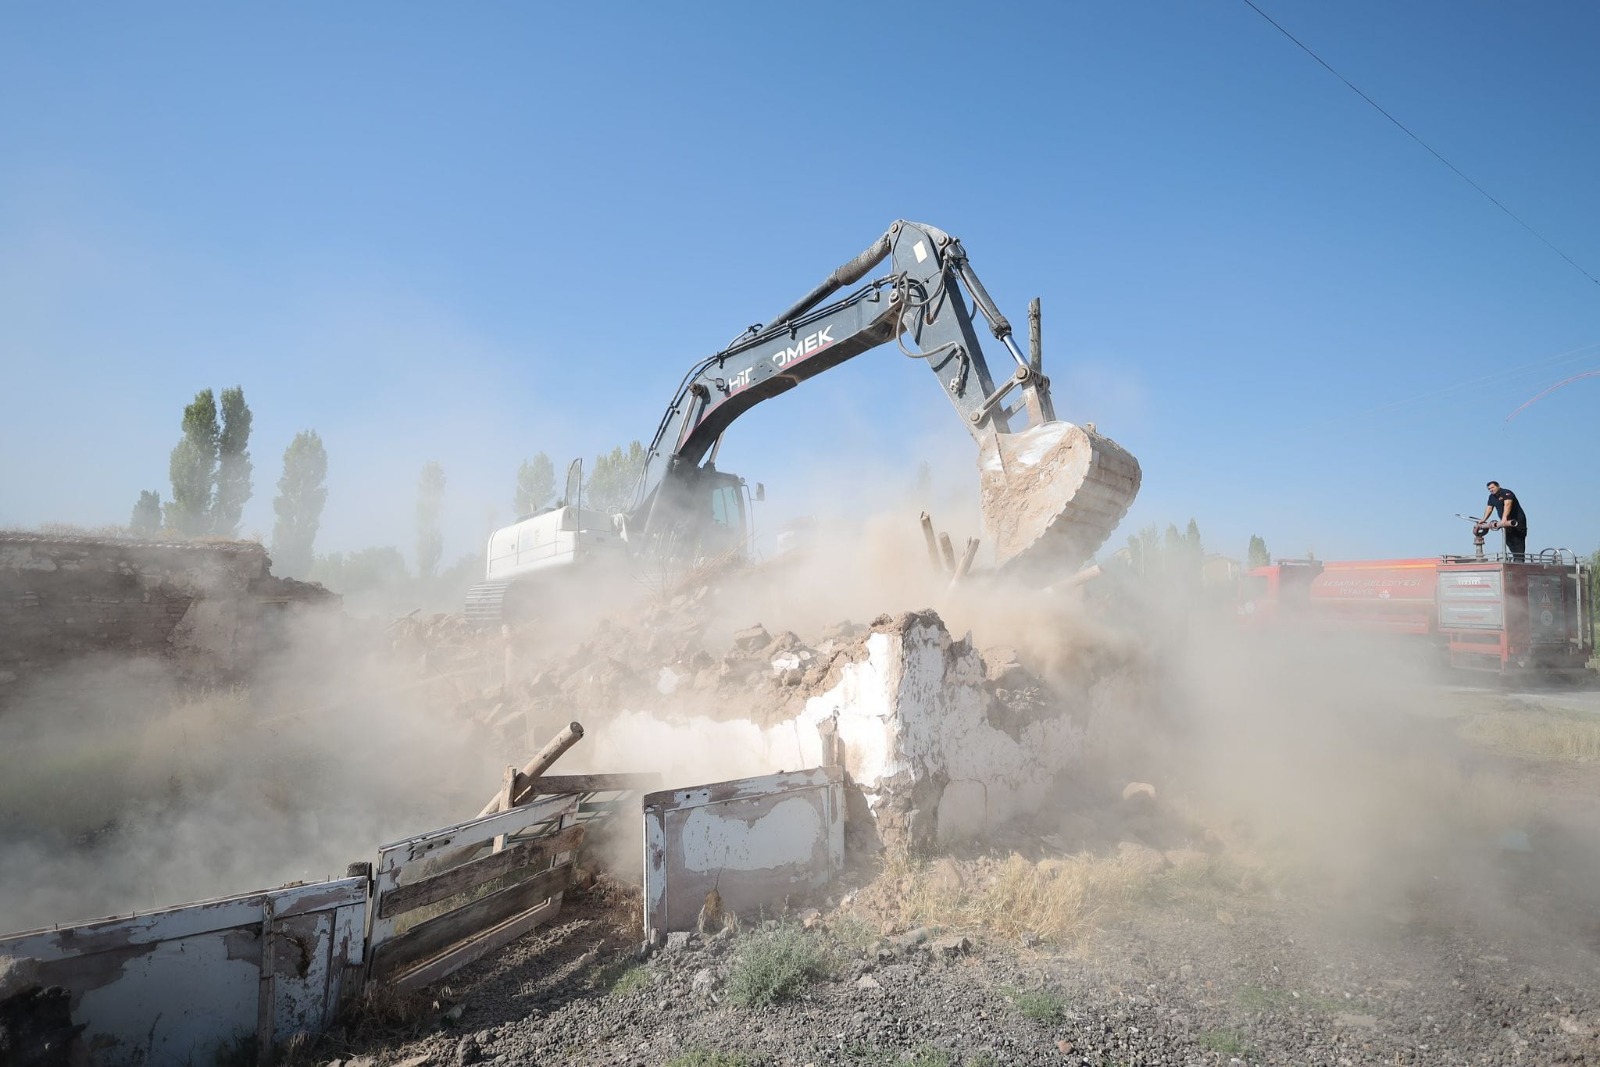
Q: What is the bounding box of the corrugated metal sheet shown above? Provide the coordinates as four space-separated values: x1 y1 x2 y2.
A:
643 766 844 939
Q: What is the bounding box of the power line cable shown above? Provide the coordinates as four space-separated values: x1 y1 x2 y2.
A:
1240 0 1600 289
1341 340 1600 423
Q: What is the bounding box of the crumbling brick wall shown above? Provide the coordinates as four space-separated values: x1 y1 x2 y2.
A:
0 532 334 684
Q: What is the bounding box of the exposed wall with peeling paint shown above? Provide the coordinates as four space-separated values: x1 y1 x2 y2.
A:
585 611 1084 850
800 611 1085 848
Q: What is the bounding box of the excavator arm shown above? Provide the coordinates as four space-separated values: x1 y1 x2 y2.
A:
629 220 1140 576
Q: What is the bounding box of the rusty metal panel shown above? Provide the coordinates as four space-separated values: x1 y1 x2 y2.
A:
0 877 367 1067
643 766 844 940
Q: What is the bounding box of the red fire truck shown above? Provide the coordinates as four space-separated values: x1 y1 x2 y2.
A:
1238 553 1594 677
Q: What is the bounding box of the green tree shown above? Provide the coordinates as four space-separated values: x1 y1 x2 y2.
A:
271 430 328 578
1125 519 1205 585
1247 534 1272 569
130 490 163 535
308 546 410 597
1125 524 1161 577
586 441 645 513
165 389 220 536
211 386 253 537
514 453 556 517
416 461 446 579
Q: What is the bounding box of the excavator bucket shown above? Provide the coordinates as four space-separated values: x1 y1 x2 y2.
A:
979 421 1141 576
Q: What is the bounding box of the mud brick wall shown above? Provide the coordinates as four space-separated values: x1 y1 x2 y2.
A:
0 532 331 682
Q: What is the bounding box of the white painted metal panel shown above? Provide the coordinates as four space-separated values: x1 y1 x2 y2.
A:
0 877 367 1067
642 766 844 939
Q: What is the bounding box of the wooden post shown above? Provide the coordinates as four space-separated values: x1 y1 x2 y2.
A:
493 766 517 853
477 721 585 818
919 513 942 572
952 537 981 584
501 625 514 689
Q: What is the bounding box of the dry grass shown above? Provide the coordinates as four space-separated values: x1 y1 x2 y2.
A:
1458 707 1600 762
875 847 1222 946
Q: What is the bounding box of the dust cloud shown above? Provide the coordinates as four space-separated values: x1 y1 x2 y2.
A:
0 613 502 933
3 477 1596 981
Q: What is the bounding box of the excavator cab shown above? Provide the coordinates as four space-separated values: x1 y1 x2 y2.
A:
635 462 751 565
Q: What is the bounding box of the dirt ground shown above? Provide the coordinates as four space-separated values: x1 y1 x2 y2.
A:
309 685 1600 1067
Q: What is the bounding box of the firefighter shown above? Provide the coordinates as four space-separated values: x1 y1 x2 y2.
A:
1481 481 1528 561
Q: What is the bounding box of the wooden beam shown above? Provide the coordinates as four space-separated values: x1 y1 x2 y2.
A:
515 772 661 796
388 896 562 992
476 721 585 818
378 825 584 919
369 864 571 980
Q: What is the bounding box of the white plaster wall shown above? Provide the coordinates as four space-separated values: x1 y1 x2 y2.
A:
578 708 825 788
582 614 1083 844
802 617 1084 841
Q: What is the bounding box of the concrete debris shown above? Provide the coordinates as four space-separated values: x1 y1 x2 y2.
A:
894 928 931 953
690 967 718 999
379 590 1121 856
0 956 41 1001
731 624 771 652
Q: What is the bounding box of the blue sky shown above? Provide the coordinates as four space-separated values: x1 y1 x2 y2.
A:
3 1 1596 569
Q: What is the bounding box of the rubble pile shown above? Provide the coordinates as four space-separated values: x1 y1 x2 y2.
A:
392 566 1136 854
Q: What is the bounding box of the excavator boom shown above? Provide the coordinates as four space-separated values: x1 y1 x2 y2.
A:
630 220 1140 575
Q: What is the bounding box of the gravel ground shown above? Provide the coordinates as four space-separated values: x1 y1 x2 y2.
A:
305 690 1600 1067
318 839 1600 1067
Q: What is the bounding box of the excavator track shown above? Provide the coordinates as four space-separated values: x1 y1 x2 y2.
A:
979 421 1142 577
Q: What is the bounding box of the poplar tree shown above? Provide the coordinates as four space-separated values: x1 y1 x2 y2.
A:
271 431 328 578
212 386 254 537
165 390 220 536
1247 535 1272 569
416 461 446 579
514 453 555 517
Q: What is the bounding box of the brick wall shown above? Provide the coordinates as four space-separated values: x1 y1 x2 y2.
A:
0 532 335 684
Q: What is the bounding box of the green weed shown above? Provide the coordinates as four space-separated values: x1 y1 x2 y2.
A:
725 925 837 1007
588 956 650 995
1236 984 1294 1012
1197 1028 1251 1057
1001 985 1065 1023
663 1050 762 1067
827 912 880 956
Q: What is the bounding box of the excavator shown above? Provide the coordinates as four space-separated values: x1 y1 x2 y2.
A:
465 220 1141 623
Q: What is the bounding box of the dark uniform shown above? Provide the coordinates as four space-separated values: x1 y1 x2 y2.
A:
1486 486 1528 560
